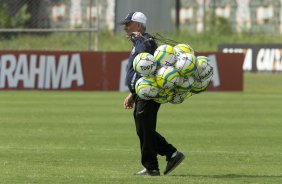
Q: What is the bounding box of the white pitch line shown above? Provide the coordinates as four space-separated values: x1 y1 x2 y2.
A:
0 146 281 156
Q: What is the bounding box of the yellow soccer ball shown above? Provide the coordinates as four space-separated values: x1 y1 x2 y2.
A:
190 75 212 94
193 56 213 82
135 77 159 100
154 44 176 67
174 53 196 77
133 52 157 76
155 66 180 90
174 43 195 56
176 76 194 93
153 89 174 104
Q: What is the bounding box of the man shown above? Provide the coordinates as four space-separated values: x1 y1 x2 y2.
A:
120 12 185 176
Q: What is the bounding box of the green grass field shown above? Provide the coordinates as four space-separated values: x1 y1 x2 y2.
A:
0 73 282 184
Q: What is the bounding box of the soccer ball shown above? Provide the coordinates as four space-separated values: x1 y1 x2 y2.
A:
169 91 190 104
190 75 212 94
135 77 159 100
193 56 213 82
155 66 180 90
174 43 195 56
133 52 157 76
175 76 194 92
154 89 174 104
154 44 176 67
174 53 196 77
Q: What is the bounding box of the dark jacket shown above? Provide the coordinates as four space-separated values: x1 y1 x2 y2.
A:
126 33 158 94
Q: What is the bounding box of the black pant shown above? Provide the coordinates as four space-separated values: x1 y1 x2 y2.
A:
133 95 177 170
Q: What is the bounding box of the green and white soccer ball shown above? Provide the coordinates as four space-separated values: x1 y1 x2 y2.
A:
191 75 212 94
154 44 176 67
133 52 157 76
175 76 194 93
135 77 159 100
155 66 180 90
193 56 213 82
174 43 195 56
174 53 196 77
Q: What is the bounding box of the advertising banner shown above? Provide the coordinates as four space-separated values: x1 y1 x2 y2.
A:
218 44 282 72
0 51 243 91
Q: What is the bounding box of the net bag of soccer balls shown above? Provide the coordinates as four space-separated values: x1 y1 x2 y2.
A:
133 43 213 104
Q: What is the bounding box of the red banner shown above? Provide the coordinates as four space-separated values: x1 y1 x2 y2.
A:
0 51 244 91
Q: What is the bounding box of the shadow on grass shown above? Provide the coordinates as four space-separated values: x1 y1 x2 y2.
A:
171 174 282 179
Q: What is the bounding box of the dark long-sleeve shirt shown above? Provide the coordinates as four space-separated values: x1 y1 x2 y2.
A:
126 33 158 94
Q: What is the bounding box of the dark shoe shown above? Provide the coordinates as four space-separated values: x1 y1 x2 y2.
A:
134 168 160 176
164 151 185 175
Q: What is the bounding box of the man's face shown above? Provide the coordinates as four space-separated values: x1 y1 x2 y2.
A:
123 21 139 36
